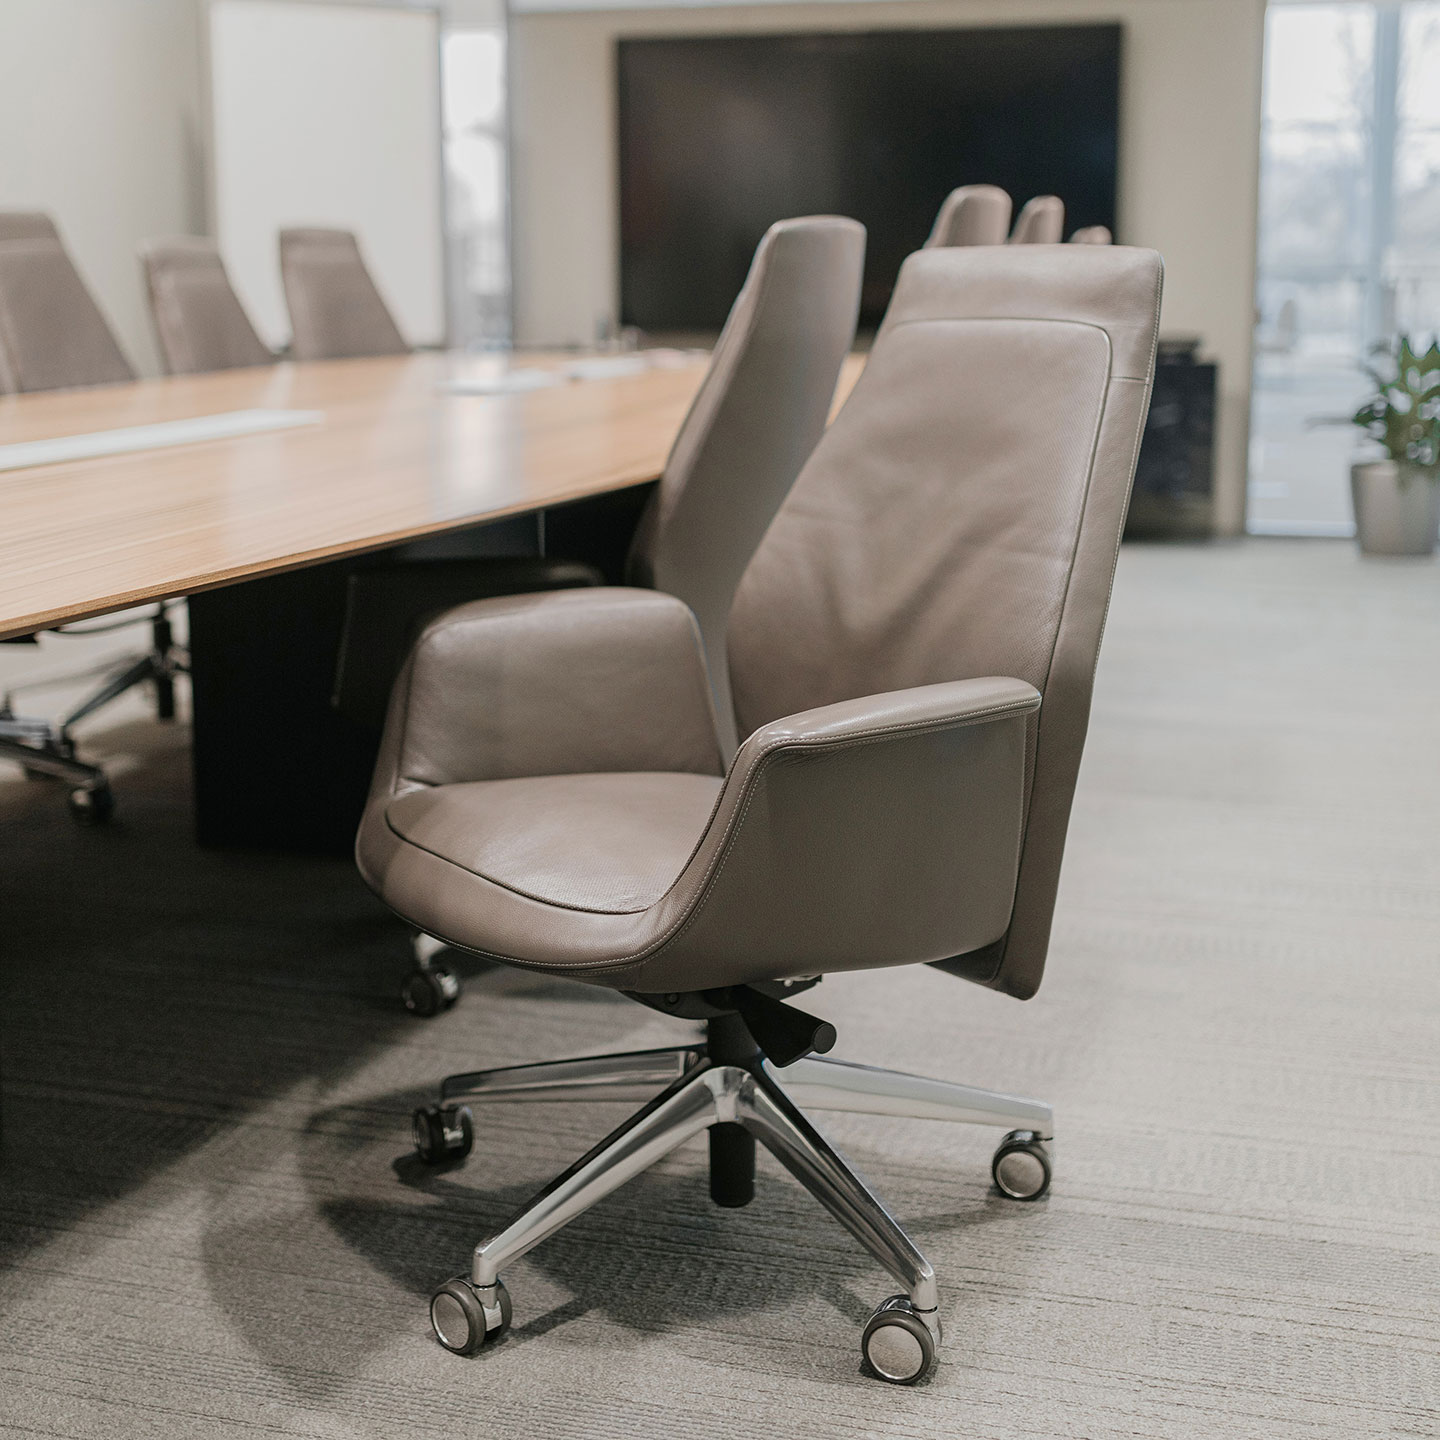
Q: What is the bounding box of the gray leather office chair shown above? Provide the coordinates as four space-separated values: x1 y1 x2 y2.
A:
0 211 56 249
357 244 1162 1381
0 213 178 822
623 215 865 755
141 236 273 374
0 216 135 393
0 213 66 386
279 228 409 360
923 184 1012 247
1009 195 1066 244
1070 225 1114 245
390 214 865 1014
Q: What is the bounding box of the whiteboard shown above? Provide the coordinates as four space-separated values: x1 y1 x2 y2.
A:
209 0 445 350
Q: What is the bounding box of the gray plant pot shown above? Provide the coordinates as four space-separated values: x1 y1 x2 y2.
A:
1350 461 1440 556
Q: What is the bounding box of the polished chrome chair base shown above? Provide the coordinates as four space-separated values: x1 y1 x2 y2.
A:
411 1012 1053 1384
0 725 111 822
0 603 187 823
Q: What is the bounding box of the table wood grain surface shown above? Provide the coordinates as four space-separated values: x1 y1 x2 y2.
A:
0 351 712 640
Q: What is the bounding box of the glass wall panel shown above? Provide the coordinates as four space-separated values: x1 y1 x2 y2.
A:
1249 2 1439 535
442 26 510 348
1395 5 1440 332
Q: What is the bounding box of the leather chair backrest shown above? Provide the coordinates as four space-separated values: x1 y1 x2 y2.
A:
728 245 1162 1000
142 235 273 375
0 215 56 391
924 185 1013 248
626 215 865 754
0 226 135 394
1070 225 1113 245
1010 196 1066 244
0 212 61 244
279 227 409 361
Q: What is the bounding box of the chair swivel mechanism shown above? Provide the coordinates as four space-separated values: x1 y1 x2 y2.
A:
357 244 1163 1382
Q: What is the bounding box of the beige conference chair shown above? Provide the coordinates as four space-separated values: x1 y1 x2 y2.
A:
1009 194 1066 244
389 214 867 1015
0 212 177 823
141 236 273 374
357 244 1163 1381
279 227 409 360
623 214 866 756
0 210 56 250
1070 224 1114 245
923 183 1013 247
0 213 135 393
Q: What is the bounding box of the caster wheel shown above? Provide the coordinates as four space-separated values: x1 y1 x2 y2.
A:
861 1296 937 1384
992 1129 1052 1200
68 783 114 825
430 1276 511 1355
412 1104 473 1164
402 963 459 1017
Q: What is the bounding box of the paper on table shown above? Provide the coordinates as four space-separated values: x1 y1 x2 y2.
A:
563 355 652 381
0 409 325 473
442 369 562 396
444 350 707 398
563 350 703 380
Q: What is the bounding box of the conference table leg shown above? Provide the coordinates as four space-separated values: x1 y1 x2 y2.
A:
188 554 375 854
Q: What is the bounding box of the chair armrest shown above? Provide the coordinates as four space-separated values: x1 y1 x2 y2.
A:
371 587 725 795
735 676 1040 755
621 677 1042 992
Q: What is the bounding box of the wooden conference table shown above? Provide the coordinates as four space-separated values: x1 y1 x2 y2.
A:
0 350 714 849
0 351 713 639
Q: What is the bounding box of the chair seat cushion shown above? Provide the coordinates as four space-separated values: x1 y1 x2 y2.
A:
384 772 724 915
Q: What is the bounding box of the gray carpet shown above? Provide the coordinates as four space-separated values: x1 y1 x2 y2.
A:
1 538 1437 1438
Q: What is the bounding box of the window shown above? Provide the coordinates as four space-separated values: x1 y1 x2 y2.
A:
442 26 509 348
1249 2 1440 534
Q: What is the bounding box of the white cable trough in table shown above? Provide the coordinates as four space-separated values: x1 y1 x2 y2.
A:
0 409 325 474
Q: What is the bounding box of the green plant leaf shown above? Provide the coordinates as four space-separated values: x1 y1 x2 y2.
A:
1419 344 1440 396
1353 338 1440 463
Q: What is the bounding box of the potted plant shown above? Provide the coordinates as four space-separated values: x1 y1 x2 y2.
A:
1350 336 1440 556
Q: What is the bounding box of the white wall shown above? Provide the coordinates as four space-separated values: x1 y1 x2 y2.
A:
209 0 446 349
510 0 1265 533
0 0 204 377
0 0 1264 529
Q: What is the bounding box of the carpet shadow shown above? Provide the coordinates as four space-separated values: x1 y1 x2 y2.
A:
0 718 420 1263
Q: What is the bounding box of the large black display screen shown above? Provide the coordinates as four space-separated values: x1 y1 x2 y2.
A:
618 25 1121 331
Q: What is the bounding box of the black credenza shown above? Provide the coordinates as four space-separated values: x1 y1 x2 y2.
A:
1126 342 1217 539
